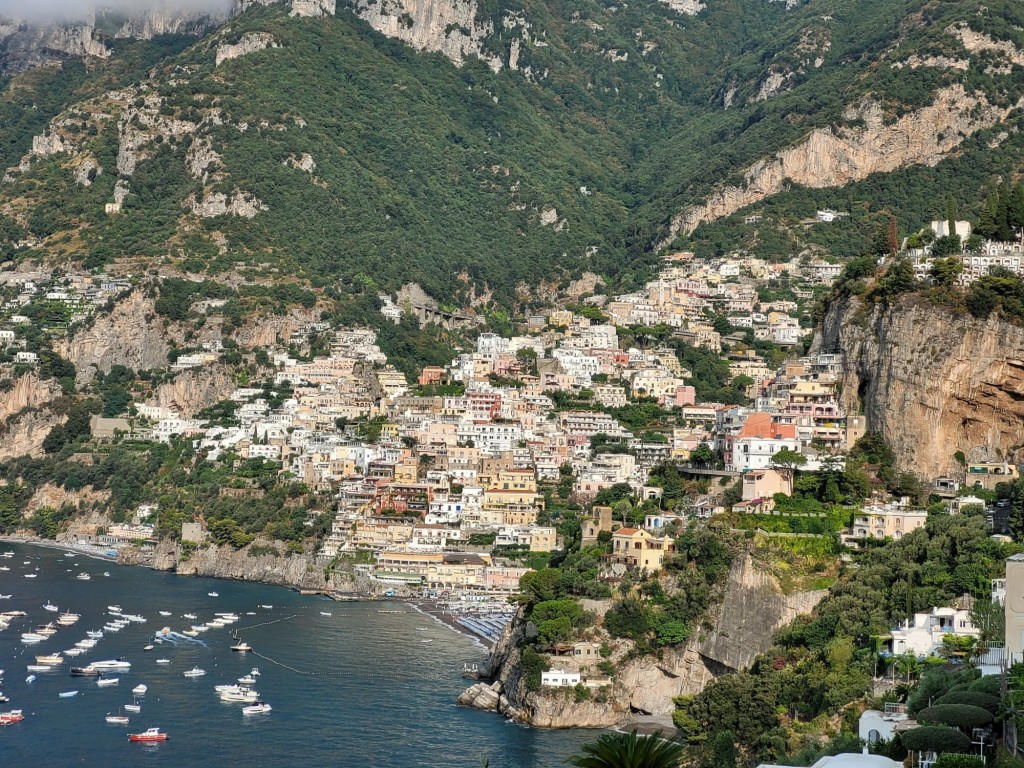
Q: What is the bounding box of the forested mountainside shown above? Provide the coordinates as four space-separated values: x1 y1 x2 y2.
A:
0 0 1022 306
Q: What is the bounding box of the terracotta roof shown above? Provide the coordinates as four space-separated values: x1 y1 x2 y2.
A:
614 527 642 535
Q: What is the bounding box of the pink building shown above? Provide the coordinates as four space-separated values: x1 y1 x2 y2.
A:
484 566 531 592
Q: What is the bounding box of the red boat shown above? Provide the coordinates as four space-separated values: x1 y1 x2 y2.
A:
0 709 25 725
128 727 169 742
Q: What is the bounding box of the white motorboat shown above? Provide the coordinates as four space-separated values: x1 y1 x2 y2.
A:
183 614 197 620
230 641 252 653
76 573 91 581
242 702 272 715
143 645 155 652
103 572 110 577
123 614 146 624
36 624 57 636
90 659 131 671
76 639 97 649
59 690 78 698
25 675 35 683
23 574 37 578
96 677 119 687
192 625 209 633
237 674 256 685
107 606 122 613
20 633 46 644
220 688 259 703
215 613 239 622
208 592 218 597
103 624 122 633
259 605 273 609
132 684 147 695
156 659 170 665
249 668 260 677
320 611 332 616
57 612 80 626
26 665 51 672
124 701 141 713
182 629 199 637
158 611 172 617
183 667 206 678
35 654 63 665
63 648 85 657
43 602 58 612
106 714 129 724
87 630 104 639
206 620 225 629
214 683 245 693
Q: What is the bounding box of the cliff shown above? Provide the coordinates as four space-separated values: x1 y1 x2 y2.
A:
57 289 170 387
463 554 826 727
813 293 1024 478
667 84 1020 240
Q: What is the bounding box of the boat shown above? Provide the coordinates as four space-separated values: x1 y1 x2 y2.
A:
132 684 147 695
183 614 197 620
43 602 58 612
156 659 170 665
23 574 36 578
106 714 129 724
25 675 35 684
320 611 333 616
182 629 199 637
90 659 131 671
97 677 119 687
128 727 168 742
242 702 272 715
63 648 85 657
59 690 79 698
71 666 100 676
206 620 225 629
230 641 252 653
87 630 103 639
63 551 75 557
214 683 246 693
20 633 46 643
249 668 260 677
183 667 206 678
0 710 25 725
158 611 172 617
259 605 273 609
143 645 155 652
215 613 240 622
76 639 97 649
103 572 110 577
26 665 51 672
208 592 218 597
0 694 7 703
420 639 433 643
107 606 121 613
124 701 141 713
58 612 81 625
415 627 428 631
193 625 209 633
123 614 146 623
157 627 171 635
76 573 91 581
237 674 256 685
220 688 259 703
35 654 63 665
37 623 58 635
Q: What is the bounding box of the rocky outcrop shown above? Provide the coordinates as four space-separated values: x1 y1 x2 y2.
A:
290 0 336 16
0 408 64 461
667 84 1020 240
656 0 706 15
813 294 1024 478
25 483 110 519
233 306 322 348
191 190 267 218
351 0 502 71
216 32 279 66
152 366 238 418
57 289 170 386
0 374 64 423
468 554 826 725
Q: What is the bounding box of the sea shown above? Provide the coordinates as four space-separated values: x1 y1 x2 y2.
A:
0 542 593 767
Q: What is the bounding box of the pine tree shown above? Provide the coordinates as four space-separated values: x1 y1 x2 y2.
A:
887 215 898 256
946 194 957 238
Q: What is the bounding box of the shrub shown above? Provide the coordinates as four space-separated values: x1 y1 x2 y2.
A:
917 704 994 728
900 726 972 754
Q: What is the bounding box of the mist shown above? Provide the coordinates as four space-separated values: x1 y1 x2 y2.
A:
0 0 236 24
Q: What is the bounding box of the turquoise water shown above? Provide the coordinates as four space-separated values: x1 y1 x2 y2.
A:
0 543 592 766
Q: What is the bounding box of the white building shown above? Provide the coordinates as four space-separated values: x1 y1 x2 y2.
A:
540 669 581 687
889 606 980 657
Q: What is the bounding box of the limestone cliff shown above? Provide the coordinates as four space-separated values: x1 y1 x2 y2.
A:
666 84 1019 241
465 554 825 726
57 289 170 387
0 408 64 461
812 294 1024 478
0 374 63 423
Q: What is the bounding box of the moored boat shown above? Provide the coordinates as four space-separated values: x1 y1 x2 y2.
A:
76 573 91 581
59 690 78 698
43 602 58 612
35 654 63 665
0 709 25 725
97 677 119 687
183 667 206 678
132 684 147 695
106 714 129 724
128 727 168 742
242 701 272 715
156 659 170 665
71 666 100 676
26 665 51 672
230 641 252 653
90 659 131 671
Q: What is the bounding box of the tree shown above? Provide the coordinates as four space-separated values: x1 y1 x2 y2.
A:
568 730 684 768
899 726 971 754
691 443 715 468
42 424 68 454
916 704 993 728
709 730 737 768
930 258 963 288
771 449 806 485
931 235 962 257
887 216 899 257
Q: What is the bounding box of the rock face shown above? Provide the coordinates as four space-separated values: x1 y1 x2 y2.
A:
0 374 63 424
813 294 1024 478
191 190 267 218
216 32 279 65
351 0 501 71
655 0 706 15
56 289 170 387
666 84 1020 240
0 408 64 461
152 366 238 418
468 554 826 726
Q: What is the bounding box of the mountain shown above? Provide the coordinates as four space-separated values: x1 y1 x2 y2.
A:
1 0 1023 307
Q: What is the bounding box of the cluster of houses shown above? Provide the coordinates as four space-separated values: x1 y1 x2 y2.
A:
590 250 831 350
0 271 133 360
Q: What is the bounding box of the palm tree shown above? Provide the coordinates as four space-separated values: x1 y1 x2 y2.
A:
567 730 685 768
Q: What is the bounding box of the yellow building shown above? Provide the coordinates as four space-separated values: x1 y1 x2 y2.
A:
610 528 676 572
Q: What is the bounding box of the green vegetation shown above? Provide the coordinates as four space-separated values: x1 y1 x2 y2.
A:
567 729 684 768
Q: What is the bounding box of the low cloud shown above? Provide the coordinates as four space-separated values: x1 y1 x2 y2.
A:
0 1 236 23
